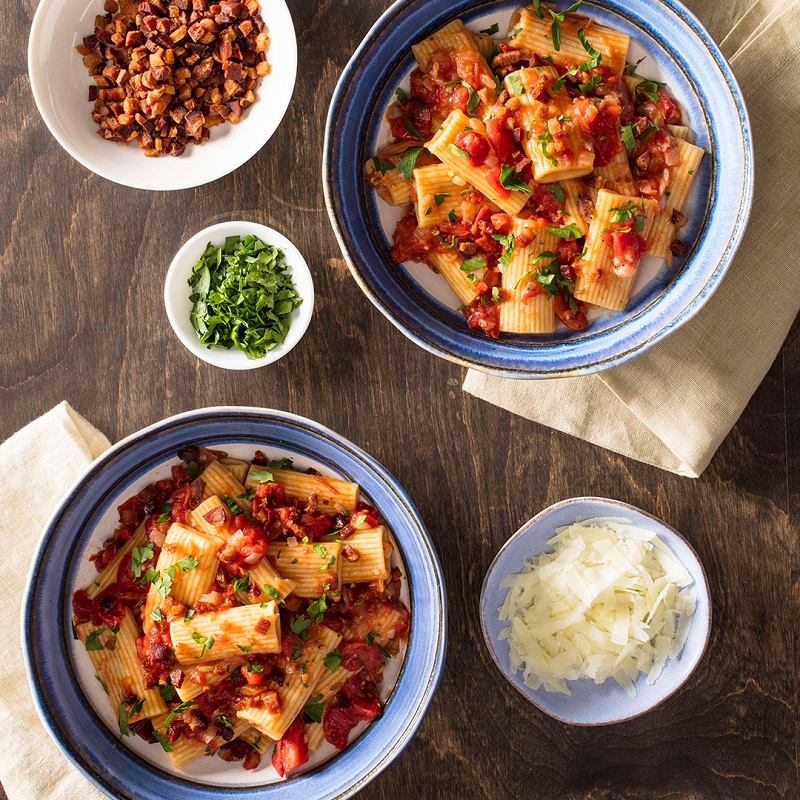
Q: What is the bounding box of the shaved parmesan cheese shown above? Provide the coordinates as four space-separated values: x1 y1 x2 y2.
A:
498 518 696 695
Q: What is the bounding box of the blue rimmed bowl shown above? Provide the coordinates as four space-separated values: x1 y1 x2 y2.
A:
480 498 712 724
22 407 446 800
324 0 753 378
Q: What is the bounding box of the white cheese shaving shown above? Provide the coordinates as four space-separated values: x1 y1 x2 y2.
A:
498 518 696 696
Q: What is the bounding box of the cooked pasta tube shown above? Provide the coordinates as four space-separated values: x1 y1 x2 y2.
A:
595 149 636 196
235 557 297 606
339 527 391 584
188 495 232 539
427 249 483 307
268 540 342 598
174 656 246 703
200 461 250 513
245 465 359 517
87 517 149 599
237 625 342 741
413 164 463 227
171 602 281 665
77 608 167 723
499 218 561 334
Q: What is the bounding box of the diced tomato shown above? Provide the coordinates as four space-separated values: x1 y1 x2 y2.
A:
604 228 648 276
322 705 354 751
91 584 125 627
117 496 142 528
531 184 563 222
462 298 500 338
241 665 265 685
454 130 490 167
489 213 513 235
339 641 385 679
272 717 308 778
72 589 93 624
588 105 623 167
217 516 268 573
486 164 510 199
485 113 515 163
353 504 381 528
298 512 332 540
116 548 154 592
656 88 679 124
387 98 431 142
553 292 588 330
391 213 438 264
556 239 580 264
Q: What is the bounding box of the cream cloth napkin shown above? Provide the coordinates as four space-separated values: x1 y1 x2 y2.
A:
464 0 800 478
1 403 110 800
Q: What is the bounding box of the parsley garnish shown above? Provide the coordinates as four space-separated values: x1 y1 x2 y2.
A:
371 156 394 175
537 131 558 168
186 461 203 480
448 209 458 223
635 78 666 104
491 232 516 267
312 544 329 559
552 25 603 89
620 123 636 150
396 146 424 179
546 222 581 239
625 56 646 75
545 0 584 52
238 644 252 653
131 543 154 578
191 632 215 659
395 87 407 102
222 494 242 515
267 458 294 469
460 256 486 273
84 629 106 651
304 694 325 724
549 184 565 203
434 192 449 206
156 503 172 524
188 236 303 360
218 714 234 729
445 80 480 113
324 649 342 672
366 631 379 646
233 575 250 593
262 585 284 603
160 684 177 703
248 467 274 483
150 607 163 622
403 113 425 141
480 22 499 35
163 700 197 729
307 594 328 621
290 614 313 639
446 143 470 159
499 163 531 193
184 609 195 623
152 730 173 752
507 74 525 96
119 698 144 737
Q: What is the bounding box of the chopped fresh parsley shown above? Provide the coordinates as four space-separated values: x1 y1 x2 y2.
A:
445 80 480 113
545 222 581 239
396 146 424 179
188 236 303 360
152 730 173 752
248 467 274 483
371 156 394 175
324 649 342 673
163 700 197 729
448 209 458 223
218 715 234 729
490 232 515 267
549 184 565 203
174 555 198 573
576 28 602 68
131 543 154 579
635 78 666 104
507 73 525 96
578 74 603 92
620 123 637 150
267 458 294 470
499 163 531 193
186 461 203 480
290 614 313 639
460 256 486 273
395 87 407 102
238 644 252 653
480 22 499 35
304 694 325 724
119 698 144 737
403 113 425 141
366 631 379 647
625 56 646 75
233 575 250 593
84 629 106 652
160 684 177 703
150 607 163 622
545 0 584 52
184 609 195 623
156 503 172 524
537 131 558 168
312 544 329 559
446 143 470 159
221 494 242 515
262 585 284 603
307 594 328 621
434 192 449 206
191 632 215 659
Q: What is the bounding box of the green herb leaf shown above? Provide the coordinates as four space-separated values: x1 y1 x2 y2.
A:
396 146 424 179
490 232 516 267
499 163 531 193
119 703 130 737
218 714 234 729
395 87 407 102
307 594 328 621
246 661 265 673
635 78 666 104
184 609 195 623
312 544 329 559
150 607 163 622
324 649 342 673
625 56 646 75
460 256 486 273
366 631 379 647
233 575 250 593
267 458 294 470
620 123 636 150
262 585 284 603
403 113 425 141
290 614 313 639
546 0 584 52
187 236 303 361
152 729 174 752
480 22 499 35
163 700 197 729
238 644 252 653
576 28 602 67
545 222 582 239
131 543 155 579
445 80 480 113
156 502 172 524
446 143 470 159
248 467 274 483
191 632 214 659
304 693 325 724
84 628 106 652
448 209 458 223
549 184 565 203
160 684 177 703
537 131 559 168
507 73 525 96
433 192 449 206
174 556 198 573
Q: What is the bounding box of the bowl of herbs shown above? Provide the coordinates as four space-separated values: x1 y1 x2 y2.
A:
165 221 314 370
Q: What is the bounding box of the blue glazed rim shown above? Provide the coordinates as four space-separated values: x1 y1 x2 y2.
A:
479 497 712 725
323 0 754 378
22 407 447 800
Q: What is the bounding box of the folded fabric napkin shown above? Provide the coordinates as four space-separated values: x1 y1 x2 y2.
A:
0 403 110 800
464 0 800 478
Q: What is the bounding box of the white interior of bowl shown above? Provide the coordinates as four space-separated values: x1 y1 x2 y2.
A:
68 444 409 787
28 0 297 190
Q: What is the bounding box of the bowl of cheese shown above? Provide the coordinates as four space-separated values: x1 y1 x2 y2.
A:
480 497 711 725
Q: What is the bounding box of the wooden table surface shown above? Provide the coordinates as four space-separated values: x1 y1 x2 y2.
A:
3 0 798 798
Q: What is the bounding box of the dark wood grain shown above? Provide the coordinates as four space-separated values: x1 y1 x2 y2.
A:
1 1 798 798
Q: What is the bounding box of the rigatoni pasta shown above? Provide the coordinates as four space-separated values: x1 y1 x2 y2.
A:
368 3 704 336
71 446 410 778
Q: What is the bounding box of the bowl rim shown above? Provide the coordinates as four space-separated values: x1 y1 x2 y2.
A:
322 0 754 379
27 0 298 190
163 221 315 370
22 406 447 800
479 496 712 725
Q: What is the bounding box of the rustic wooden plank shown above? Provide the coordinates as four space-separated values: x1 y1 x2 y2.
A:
0 0 797 798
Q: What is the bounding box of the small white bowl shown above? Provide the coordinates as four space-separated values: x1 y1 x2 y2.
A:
28 0 296 190
481 498 712 725
164 221 314 370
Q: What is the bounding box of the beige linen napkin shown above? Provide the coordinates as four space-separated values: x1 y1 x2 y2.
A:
1 403 110 800
464 0 800 478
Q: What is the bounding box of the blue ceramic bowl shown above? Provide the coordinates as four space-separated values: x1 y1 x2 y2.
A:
324 0 753 378
480 498 711 724
22 407 446 800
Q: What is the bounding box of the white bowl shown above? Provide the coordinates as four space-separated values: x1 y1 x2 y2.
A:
164 221 314 369
28 0 297 190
